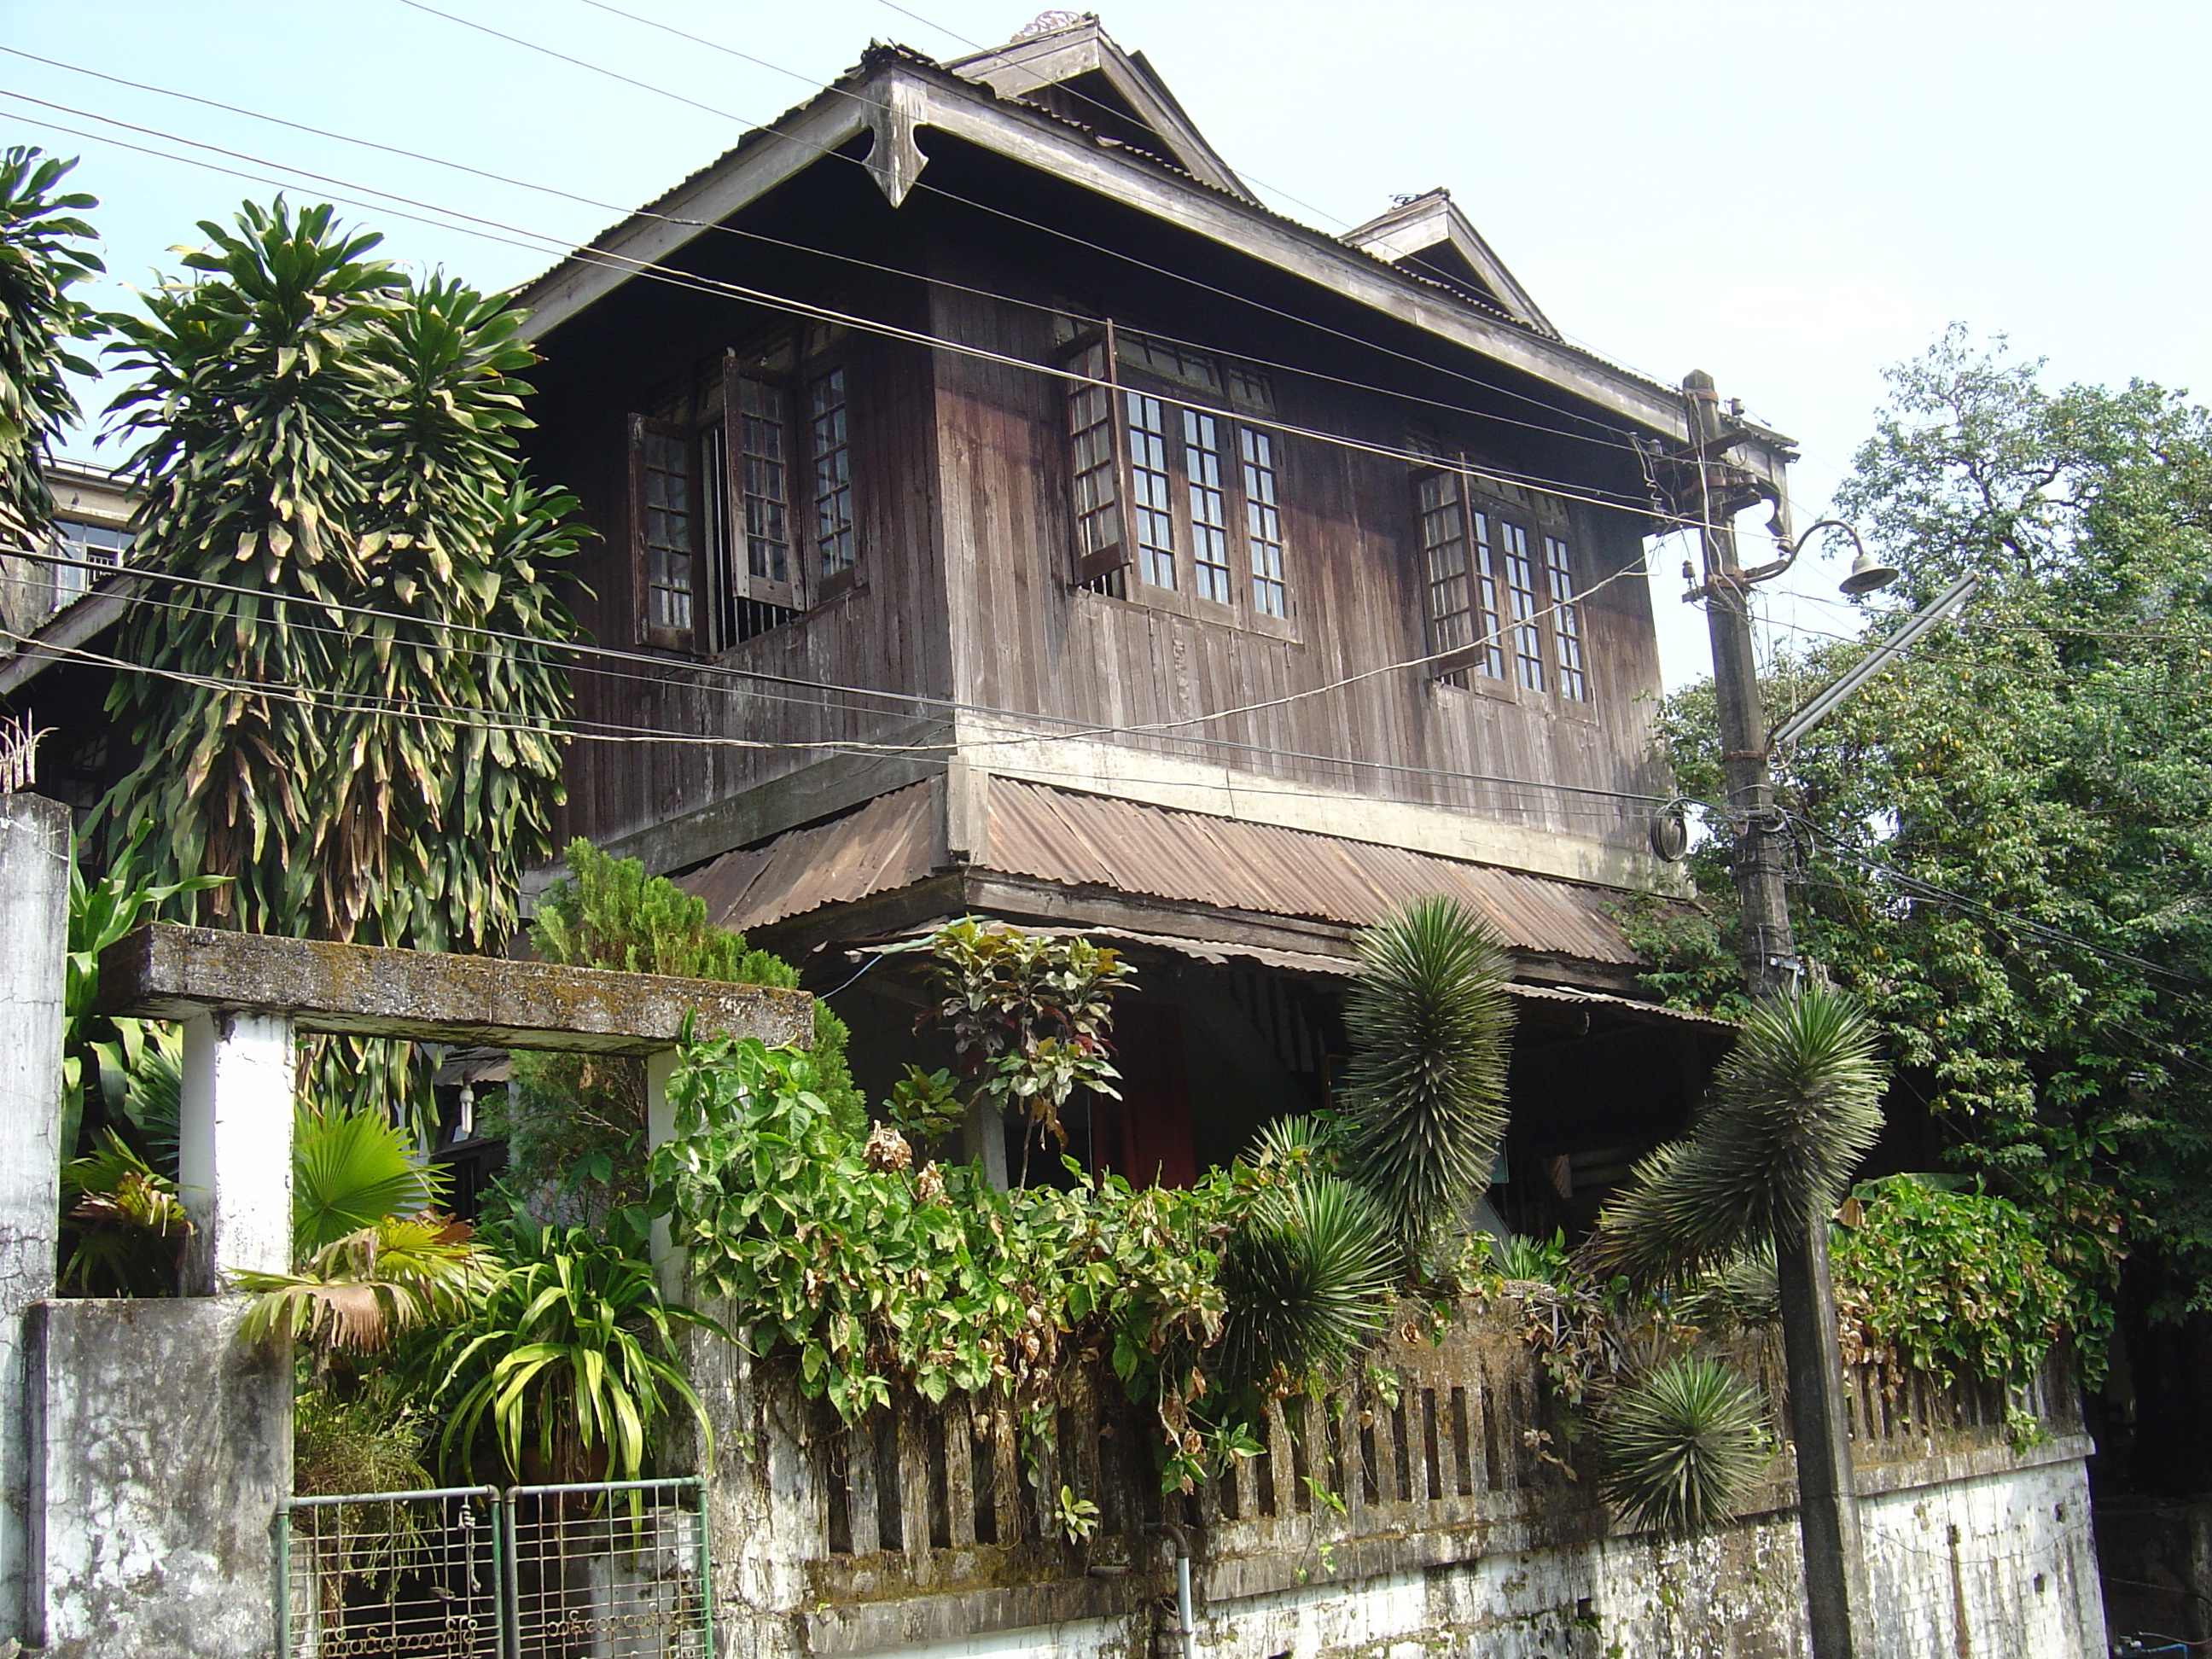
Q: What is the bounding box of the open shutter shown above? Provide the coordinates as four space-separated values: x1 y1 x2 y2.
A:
719 352 806 614
629 413 700 651
1059 321 1132 586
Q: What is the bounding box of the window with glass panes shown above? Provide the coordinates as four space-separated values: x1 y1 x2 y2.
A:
1414 472 1502 684
630 339 859 652
1061 325 1289 625
1412 469 1588 701
48 517 133 608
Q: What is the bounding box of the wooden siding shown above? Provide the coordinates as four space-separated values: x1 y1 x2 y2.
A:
523 239 955 856
924 236 1669 861
523 156 1675 878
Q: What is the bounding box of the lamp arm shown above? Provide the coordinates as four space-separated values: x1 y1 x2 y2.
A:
1741 518 1868 586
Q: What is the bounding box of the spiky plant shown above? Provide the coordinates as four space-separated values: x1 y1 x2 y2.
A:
1216 1175 1397 1393
1338 897 1514 1266
1583 988 1886 1284
1599 1357 1770 1534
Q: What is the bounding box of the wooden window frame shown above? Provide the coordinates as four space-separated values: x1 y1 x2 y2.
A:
1060 323 1132 587
630 413 702 652
1062 319 1295 635
631 341 861 656
719 348 806 617
1413 463 1592 702
806 361 859 606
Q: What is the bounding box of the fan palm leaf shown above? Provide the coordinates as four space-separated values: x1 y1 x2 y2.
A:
236 1214 497 1353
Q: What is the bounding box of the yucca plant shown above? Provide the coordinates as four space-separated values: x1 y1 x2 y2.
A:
1216 1174 1397 1393
1599 1357 1770 1534
1338 897 1515 1266
430 1220 720 1483
100 199 584 1138
237 1214 498 1355
1583 988 1887 1284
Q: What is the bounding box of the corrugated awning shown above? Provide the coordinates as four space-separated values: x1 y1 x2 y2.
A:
985 776 1644 965
681 776 1680 978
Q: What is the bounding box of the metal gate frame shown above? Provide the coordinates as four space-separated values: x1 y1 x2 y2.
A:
276 1476 713 1659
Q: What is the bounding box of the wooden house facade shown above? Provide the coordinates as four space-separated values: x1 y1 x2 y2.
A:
506 15 1789 1216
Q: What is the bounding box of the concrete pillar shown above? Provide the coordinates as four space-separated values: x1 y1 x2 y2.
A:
643 1047 684 1300
0 793 68 1644
177 1010 295 1293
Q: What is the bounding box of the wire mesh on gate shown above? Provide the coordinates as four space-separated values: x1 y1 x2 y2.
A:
278 1486 503 1659
505 1479 712 1659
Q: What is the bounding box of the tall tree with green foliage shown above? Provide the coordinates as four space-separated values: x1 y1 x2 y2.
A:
0 146 106 548
1629 327 2212 1371
101 200 580 954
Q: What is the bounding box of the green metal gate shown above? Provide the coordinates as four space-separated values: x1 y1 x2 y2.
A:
276 1478 712 1658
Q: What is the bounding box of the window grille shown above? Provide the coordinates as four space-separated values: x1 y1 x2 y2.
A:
1499 518 1546 692
1242 428 1285 618
1183 408 1232 605
1126 391 1178 591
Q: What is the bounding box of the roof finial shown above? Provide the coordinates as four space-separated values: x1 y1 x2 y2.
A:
1016 10 1086 38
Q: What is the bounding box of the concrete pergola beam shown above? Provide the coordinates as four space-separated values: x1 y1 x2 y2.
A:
96 923 813 1295
97 923 813 1053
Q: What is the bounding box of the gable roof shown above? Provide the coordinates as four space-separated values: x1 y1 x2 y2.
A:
946 14 1259 205
506 23 1749 450
1343 189 1557 341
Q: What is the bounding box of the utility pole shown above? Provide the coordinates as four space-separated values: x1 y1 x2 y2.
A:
1684 370 1870 1659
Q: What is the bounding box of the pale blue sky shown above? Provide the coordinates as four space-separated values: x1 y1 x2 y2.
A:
3 0 2202 688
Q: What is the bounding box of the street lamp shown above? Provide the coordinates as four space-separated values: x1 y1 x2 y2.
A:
1679 372 1871 1659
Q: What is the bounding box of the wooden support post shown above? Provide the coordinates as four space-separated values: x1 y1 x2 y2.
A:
177 1010 295 1294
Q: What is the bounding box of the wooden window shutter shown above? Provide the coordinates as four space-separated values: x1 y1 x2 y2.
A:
719 350 805 614
1059 321 1132 586
630 412 701 651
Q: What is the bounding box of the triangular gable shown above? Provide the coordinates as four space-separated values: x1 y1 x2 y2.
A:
948 15 1260 205
1344 189 1557 339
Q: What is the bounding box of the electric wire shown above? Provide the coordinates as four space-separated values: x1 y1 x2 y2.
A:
2 544 1672 815
383 0 1668 454
0 99 1717 743
3 621 1659 830
0 88 1695 534
0 40 1690 480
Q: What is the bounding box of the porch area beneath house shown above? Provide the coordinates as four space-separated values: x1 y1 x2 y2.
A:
675 771 1735 1218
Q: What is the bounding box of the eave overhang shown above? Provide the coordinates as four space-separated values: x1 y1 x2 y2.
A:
509 49 1743 451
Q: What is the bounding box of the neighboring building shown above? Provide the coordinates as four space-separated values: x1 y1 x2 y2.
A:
503 15 1776 1209
0 459 138 814
0 457 133 635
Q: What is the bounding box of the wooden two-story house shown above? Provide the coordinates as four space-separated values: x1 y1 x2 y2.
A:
508 15 1779 1217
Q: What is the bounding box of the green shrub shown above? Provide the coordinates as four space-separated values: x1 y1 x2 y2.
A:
1831 1175 2080 1384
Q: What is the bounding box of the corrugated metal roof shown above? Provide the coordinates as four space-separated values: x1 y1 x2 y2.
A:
684 777 1661 970
985 779 1644 963
684 781 940 932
